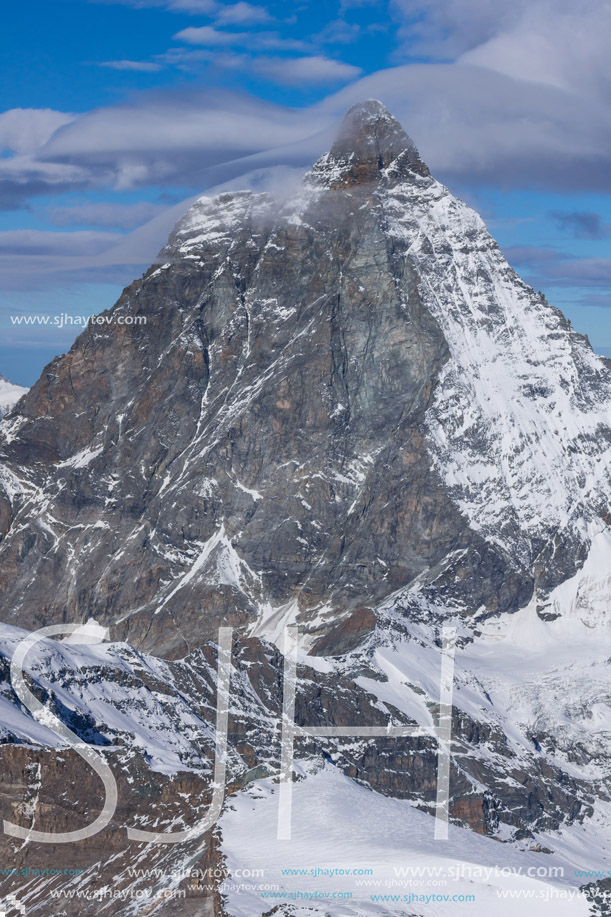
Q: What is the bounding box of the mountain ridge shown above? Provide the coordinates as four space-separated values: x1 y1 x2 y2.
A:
2 100 609 652
0 100 610 916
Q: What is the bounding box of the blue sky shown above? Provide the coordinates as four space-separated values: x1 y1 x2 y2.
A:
1 0 611 384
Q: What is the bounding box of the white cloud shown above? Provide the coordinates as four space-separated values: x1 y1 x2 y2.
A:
100 59 163 71
0 153 93 209
92 0 217 11
0 54 609 213
391 0 611 107
255 56 362 85
391 0 523 59
2 0 611 213
0 108 75 155
214 2 269 25
174 25 308 50
39 94 319 159
316 18 362 45
0 48 608 211
166 0 217 11
323 62 611 189
174 25 248 44
0 165 307 291
2 0 609 332
156 46 217 69
459 0 611 99
93 0 265 14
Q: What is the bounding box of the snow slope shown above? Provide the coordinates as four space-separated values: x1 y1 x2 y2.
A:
0 374 28 419
219 764 593 917
0 623 223 776
382 173 611 565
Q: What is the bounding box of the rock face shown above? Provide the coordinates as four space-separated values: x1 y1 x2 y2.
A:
1 100 611 915
3 100 608 656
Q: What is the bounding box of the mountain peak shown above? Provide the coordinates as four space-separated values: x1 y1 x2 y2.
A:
332 100 413 157
308 99 429 188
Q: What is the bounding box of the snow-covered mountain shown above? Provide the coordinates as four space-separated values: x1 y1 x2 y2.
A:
0 373 28 419
1 101 610 916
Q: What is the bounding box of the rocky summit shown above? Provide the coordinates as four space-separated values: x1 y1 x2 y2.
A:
1 101 611 916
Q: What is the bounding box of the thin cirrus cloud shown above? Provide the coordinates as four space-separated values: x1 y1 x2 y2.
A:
101 59 163 72
255 56 362 85
392 0 611 106
91 0 262 15
550 211 611 240
2 54 611 217
214 2 270 24
502 244 611 290
545 258 611 287
98 42 332 77
38 93 323 160
392 0 521 59
164 0 217 11
0 229 121 258
1 0 610 292
0 194 203 291
48 200 166 229
173 25 308 51
174 25 249 45
0 92 331 208
457 1 611 100
2 0 610 378
579 293 611 310
326 63 611 191
0 154 92 210
0 108 75 155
